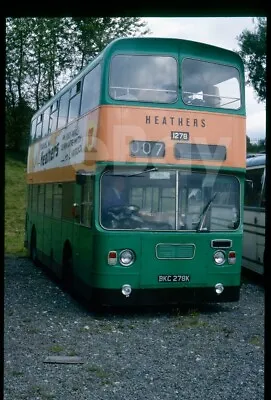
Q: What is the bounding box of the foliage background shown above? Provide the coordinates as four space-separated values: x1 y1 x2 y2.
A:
4 17 266 254
5 17 266 154
5 17 150 152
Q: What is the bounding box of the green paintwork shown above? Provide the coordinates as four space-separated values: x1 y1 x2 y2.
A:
25 37 245 304
26 165 244 300
88 230 242 290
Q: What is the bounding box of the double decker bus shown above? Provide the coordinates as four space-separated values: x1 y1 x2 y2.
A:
242 153 266 275
24 37 246 306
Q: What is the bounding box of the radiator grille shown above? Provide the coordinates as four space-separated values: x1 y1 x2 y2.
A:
156 244 195 259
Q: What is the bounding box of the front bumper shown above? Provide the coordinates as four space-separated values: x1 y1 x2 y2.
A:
91 286 240 307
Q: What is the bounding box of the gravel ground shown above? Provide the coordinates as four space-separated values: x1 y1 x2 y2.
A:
4 255 264 400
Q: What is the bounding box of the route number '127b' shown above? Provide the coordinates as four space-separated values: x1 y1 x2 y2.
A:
158 275 191 282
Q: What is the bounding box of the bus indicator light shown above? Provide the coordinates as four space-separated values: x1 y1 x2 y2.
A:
108 251 117 266
228 251 236 264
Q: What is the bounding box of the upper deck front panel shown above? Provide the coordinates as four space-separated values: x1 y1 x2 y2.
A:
92 105 246 169
26 104 246 184
26 38 246 184
101 37 245 116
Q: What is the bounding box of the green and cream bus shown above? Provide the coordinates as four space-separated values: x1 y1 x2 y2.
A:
25 36 246 306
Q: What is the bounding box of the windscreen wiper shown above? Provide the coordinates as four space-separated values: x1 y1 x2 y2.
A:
107 167 158 178
196 192 217 232
127 167 158 177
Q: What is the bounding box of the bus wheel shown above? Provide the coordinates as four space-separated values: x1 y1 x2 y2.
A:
62 246 73 293
30 228 38 265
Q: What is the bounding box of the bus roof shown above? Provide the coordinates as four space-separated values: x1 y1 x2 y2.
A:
30 36 244 122
104 36 243 65
246 153 265 168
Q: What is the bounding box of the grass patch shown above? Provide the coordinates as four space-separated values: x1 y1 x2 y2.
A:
11 370 24 377
86 365 111 380
26 327 41 334
170 307 208 329
49 344 64 354
5 151 28 256
67 350 78 356
174 316 209 329
248 335 264 347
31 385 56 399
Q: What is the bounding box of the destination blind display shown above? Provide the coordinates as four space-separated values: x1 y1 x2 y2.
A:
130 140 165 158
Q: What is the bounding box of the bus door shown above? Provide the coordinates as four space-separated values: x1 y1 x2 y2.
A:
73 174 94 289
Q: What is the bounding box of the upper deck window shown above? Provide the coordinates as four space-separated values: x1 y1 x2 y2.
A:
42 107 50 137
30 119 37 141
80 64 101 115
182 59 241 110
109 55 178 103
49 101 58 134
36 114 43 139
68 81 81 124
57 91 69 129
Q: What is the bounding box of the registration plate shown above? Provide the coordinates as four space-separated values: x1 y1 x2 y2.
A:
158 275 190 282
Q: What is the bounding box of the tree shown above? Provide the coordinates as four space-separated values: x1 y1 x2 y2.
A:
246 135 265 154
5 18 35 152
237 17 266 103
23 18 76 109
72 18 150 72
5 17 151 152
5 98 34 152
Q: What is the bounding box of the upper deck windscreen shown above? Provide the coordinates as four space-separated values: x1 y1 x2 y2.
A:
182 59 241 110
108 51 242 110
109 55 178 103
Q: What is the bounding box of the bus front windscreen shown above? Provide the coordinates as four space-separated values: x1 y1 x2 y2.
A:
100 169 240 231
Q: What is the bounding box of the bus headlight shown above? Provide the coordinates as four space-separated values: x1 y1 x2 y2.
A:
213 251 225 265
119 249 135 266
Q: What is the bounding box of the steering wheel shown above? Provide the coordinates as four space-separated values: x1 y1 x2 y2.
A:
107 204 140 215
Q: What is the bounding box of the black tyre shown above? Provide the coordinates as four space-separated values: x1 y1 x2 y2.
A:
30 229 38 265
62 247 73 293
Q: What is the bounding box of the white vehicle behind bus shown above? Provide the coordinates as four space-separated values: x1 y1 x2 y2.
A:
242 153 265 275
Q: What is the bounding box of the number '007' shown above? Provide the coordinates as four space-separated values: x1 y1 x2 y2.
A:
130 141 165 157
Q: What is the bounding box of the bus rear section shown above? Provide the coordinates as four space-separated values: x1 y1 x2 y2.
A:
86 165 242 306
